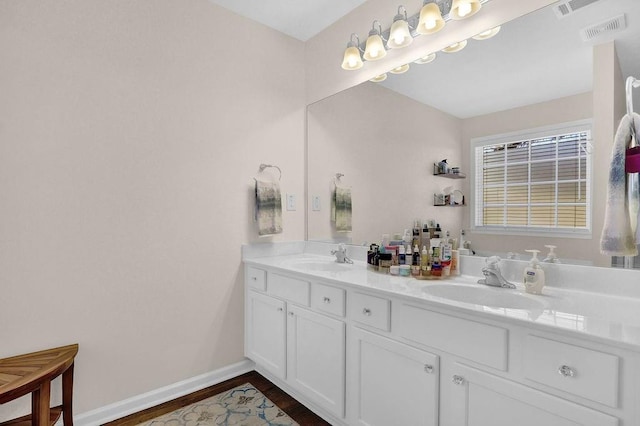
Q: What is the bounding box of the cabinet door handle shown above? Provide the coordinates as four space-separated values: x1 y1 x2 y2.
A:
277 307 283 312
452 375 465 385
288 311 294 316
251 276 257 281
424 364 434 374
323 297 331 304
362 308 372 316
558 365 576 377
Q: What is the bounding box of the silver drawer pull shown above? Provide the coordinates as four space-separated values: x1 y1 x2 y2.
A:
323 297 331 304
558 365 576 377
362 308 372 316
452 375 465 385
424 364 434 374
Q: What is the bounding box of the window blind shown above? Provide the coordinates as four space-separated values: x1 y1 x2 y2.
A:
473 123 591 235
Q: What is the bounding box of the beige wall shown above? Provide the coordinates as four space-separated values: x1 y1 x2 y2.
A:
461 41 626 266
0 0 305 419
307 83 463 245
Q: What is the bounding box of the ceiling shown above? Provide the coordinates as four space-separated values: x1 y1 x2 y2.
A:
210 0 640 118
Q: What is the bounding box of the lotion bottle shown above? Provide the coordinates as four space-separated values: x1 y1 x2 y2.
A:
523 250 545 295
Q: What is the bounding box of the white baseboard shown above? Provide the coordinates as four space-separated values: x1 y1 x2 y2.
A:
73 359 255 426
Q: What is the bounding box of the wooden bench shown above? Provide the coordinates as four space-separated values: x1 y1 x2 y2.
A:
0 344 78 426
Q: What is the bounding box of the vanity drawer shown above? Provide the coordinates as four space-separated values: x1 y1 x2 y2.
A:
268 273 310 306
349 292 390 331
524 335 619 407
246 266 266 291
311 283 345 317
397 304 508 371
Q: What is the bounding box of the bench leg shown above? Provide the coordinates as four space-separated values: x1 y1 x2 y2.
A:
31 380 50 426
62 363 74 426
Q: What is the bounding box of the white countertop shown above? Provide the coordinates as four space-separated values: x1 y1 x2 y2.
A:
243 245 640 351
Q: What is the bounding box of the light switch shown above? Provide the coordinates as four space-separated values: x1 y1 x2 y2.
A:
312 196 321 211
286 194 296 211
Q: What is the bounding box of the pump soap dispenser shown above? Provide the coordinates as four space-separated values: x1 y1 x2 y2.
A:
523 250 545 295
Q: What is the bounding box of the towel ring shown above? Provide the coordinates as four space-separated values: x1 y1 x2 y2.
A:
256 163 281 181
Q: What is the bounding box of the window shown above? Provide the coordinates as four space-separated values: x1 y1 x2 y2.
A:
471 120 592 237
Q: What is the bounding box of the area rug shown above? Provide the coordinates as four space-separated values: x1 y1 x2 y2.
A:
137 383 299 426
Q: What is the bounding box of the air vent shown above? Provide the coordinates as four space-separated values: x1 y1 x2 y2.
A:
554 0 601 19
580 14 627 42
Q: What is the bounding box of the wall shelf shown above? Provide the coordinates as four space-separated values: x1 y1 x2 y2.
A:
433 163 465 179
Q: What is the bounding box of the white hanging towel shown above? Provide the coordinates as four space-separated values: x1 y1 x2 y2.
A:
600 113 640 256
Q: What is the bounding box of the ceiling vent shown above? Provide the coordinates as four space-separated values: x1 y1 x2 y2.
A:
554 0 601 19
580 14 627 42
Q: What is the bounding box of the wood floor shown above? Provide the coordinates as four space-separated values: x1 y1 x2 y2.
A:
104 370 331 425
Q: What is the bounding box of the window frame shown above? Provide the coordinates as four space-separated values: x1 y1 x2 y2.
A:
469 119 593 239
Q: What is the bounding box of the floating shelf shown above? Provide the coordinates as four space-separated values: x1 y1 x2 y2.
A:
433 163 466 179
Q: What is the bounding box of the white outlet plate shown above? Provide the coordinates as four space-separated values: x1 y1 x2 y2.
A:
312 196 321 211
286 194 296 211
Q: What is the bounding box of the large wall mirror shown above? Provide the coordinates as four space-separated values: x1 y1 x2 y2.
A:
307 0 640 269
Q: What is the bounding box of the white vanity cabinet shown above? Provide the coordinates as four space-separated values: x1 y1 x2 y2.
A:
244 257 638 426
348 327 439 426
245 266 346 420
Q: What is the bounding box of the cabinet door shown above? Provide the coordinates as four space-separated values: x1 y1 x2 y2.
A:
286 305 346 418
349 327 439 426
442 363 618 426
247 290 287 380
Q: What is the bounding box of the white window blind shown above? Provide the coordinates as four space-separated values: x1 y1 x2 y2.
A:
472 121 592 237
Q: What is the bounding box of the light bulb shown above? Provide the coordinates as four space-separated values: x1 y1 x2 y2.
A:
389 63 410 74
341 45 363 70
458 2 472 17
414 52 436 65
441 40 467 53
472 26 501 41
417 2 445 35
369 73 388 83
388 19 413 49
364 32 387 61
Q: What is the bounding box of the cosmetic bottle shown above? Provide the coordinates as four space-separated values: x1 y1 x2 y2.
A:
412 220 421 248
421 246 430 276
411 245 421 276
422 221 430 248
398 245 406 265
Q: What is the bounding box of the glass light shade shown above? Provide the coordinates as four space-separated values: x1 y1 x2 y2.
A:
341 45 363 70
472 26 501 40
450 0 481 20
417 3 445 35
364 34 387 61
387 19 413 49
441 40 467 53
389 63 410 74
369 73 388 83
414 52 436 64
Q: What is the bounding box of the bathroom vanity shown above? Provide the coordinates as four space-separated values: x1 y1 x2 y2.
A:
243 242 640 426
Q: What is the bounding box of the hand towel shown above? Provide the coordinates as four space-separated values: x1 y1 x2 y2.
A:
600 113 640 256
332 186 352 233
255 179 283 237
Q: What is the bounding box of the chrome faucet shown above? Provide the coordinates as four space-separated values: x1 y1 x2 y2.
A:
331 243 353 264
478 256 515 289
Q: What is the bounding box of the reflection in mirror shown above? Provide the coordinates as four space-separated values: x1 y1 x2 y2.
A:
307 0 640 269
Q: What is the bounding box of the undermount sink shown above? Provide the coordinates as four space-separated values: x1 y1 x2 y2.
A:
285 259 353 273
422 284 545 310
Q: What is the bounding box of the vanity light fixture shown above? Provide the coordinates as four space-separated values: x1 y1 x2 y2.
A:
341 33 364 70
363 20 387 61
414 52 437 64
417 1 445 35
369 73 388 82
442 40 468 53
389 63 410 74
472 26 501 40
387 6 413 49
450 0 481 20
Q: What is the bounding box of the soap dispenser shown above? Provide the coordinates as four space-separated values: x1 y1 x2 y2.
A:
543 245 561 263
523 250 545 295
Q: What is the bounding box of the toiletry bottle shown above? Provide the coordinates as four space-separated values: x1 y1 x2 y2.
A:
411 245 421 276
543 245 561 263
451 250 460 275
422 221 430 249
403 229 412 246
398 245 406 265
523 250 545 295
434 223 442 239
421 245 430 276
412 220 421 248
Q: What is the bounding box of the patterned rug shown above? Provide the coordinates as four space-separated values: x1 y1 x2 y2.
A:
138 383 299 426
